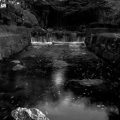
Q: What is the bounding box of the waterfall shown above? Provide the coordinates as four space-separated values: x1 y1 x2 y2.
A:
31 31 85 45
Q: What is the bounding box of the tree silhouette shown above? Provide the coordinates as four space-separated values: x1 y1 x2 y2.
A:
0 0 119 27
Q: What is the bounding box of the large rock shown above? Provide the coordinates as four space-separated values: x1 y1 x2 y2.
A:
0 25 31 60
69 79 103 87
11 107 49 120
22 10 39 27
85 29 120 64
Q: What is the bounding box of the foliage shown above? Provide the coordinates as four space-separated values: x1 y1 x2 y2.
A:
1 0 120 27
0 0 39 26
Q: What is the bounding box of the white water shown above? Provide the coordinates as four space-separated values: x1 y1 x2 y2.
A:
31 37 85 46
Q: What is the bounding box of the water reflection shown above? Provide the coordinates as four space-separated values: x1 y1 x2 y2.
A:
0 44 120 120
52 68 65 87
37 95 108 120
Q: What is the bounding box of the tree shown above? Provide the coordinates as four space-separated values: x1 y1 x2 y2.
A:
0 0 116 27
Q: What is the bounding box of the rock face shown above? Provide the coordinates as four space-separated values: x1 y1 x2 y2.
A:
23 10 39 27
0 26 31 60
85 30 120 64
11 107 49 120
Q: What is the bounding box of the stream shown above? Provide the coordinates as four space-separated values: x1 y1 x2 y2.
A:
0 43 120 120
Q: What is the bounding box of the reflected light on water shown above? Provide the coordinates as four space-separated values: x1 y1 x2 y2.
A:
37 94 108 120
52 69 65 87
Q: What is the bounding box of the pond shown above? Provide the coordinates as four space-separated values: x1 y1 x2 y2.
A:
0 44 120 120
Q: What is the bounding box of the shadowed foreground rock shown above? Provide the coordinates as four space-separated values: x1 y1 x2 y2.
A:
11 107 49 120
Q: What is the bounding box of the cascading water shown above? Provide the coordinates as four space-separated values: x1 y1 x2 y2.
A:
31 30 85 45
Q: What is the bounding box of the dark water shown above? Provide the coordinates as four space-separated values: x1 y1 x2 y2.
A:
0 44 120 120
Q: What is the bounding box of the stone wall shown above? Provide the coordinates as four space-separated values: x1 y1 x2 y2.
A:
0 26 31 60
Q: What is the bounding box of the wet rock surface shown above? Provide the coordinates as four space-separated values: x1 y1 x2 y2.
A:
67 79 104 87
11 107 49 120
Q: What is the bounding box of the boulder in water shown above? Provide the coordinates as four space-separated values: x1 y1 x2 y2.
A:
70 79 103 87
79 79 103 86
12 64 25 71
11 107 49 120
